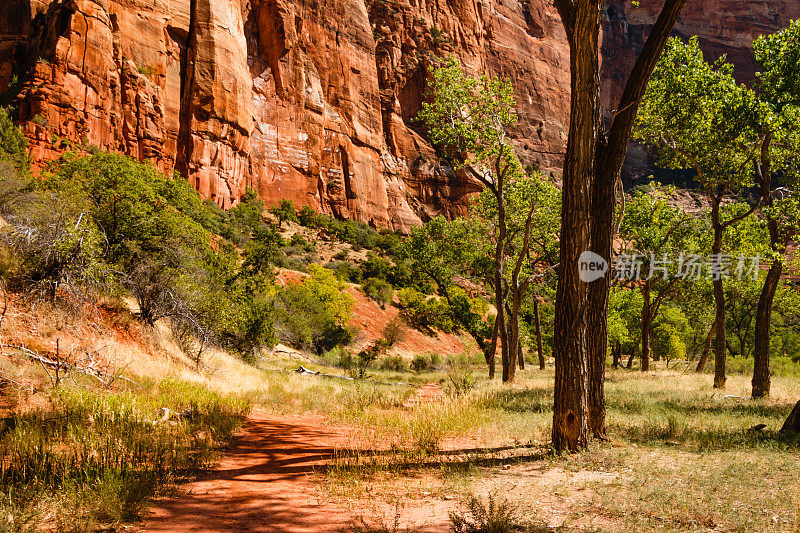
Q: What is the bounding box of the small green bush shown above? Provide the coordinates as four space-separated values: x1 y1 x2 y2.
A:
444 355 475 395
410 352 441 372
362 277 393 308
327 260 363 283
378 355 407 372
276 264 354 352
449 493 520 533
323 346 356 369
269 199 298 228
397 288 454 333
290 233 315 253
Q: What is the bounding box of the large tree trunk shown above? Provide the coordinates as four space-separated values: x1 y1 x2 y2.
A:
781 400 800 434
587 151 615 440
584 0 686 440
695 319 716 373
553 0 686 451
552 0 601 453
534 297 545 370
641 284 652 372
752 259 781 398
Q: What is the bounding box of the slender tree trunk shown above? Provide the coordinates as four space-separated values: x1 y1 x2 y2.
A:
712 279 726 388
711 202 726 389
641 284 652 372
552 0 601 453
752 261 780 399
612 341 620 369
753 140 779 399
507 305 520 381
626 349 636 369
483 315 499 379
534 297 545 370
781 400 800 434
695 319 716 373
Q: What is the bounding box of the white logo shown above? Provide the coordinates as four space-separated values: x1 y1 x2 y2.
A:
578 251 608 283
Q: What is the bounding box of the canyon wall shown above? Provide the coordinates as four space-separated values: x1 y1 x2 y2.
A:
1 0 797 229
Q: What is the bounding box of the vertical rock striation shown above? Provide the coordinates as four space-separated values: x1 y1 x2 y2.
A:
0 0 796 228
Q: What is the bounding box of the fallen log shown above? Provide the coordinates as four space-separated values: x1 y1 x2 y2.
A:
295 365 354 381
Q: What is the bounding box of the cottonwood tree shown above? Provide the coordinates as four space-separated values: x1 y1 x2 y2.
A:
749 21 800 398
618 183 696 372
637 36 800 391
469 172 561 381
401 216 498 376
551 0 686 450
417 58 560 382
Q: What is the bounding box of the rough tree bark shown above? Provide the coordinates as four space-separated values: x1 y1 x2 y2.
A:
641 284 652 372
752 260 780 397
695 319 717 373
534 297 546 370
553 0 686 449
552 0 601 452
752 134 780 399
586 0 687 438
709 193 728 389
612 341 621 369
781 400 800 434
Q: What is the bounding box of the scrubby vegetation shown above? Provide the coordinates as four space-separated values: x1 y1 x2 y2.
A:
0 376 248 530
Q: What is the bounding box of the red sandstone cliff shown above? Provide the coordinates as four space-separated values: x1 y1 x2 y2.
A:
1 1 797 229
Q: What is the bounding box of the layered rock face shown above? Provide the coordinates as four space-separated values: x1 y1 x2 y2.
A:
1 0 796 228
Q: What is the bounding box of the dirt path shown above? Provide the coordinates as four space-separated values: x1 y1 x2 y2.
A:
143 411 358 532
402 381 443 409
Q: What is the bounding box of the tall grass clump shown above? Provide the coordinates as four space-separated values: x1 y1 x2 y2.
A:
449 493 522 533
0 379 248 530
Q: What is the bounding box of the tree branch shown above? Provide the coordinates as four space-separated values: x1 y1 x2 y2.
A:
601 0 687 167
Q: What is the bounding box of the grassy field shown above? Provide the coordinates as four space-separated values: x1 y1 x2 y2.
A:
0 370 249 531
266 353 800 532
1 307 797 532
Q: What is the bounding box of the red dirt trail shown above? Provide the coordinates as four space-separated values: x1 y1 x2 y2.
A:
143 412 358 532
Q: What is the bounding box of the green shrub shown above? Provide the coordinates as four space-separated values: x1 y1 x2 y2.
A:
449 493 520 533
396 288 454 333
0 107 29 176
410 352 441 372
444 355 475 395
327 260 363 283
323 346 356 369
269 199 298 228
276 264 354 352
362 277 393 308
378 355 407 372
290 233 315 252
